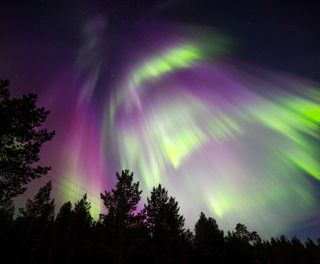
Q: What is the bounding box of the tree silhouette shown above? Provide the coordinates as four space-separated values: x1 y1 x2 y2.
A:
100 170 143 263
194 212 225 262
68 194 93 262
55 201 73 225
234 223 252 243
49 201 73 262
0 165 317 263
49 195 93 263
144 184 185 262
14 181 55 263
225 223 263 263
73 193 92 228
144 184 185 238
18 181 55 220
0 80 55 204
101 170 142 225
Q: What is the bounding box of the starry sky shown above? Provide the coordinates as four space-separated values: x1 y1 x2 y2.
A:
1 1 319 239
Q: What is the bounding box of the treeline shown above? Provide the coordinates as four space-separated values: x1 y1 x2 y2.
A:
0 170 319 264
1 80 320 263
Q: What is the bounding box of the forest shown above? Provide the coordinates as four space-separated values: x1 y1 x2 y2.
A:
1 79 320 263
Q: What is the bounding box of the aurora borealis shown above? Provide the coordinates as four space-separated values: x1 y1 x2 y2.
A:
1 1 319 239
105 41 319 237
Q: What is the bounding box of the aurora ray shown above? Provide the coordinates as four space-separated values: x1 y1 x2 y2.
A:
102 42 320 237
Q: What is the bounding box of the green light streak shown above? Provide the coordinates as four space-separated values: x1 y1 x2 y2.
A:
246 95 320 180
132 44 202 86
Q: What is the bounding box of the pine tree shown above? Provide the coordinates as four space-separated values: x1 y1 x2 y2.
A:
144 184 185 239
100 170 143 263
194 212 224 261
18 181 55 221
144 183 185 263
100 170 142 227
15 181 55 263
0 80 55 204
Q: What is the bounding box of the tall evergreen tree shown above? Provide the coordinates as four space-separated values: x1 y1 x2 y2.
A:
194 212 225 262
18 181 55 221
14 181 55 263
50 196 93 263
144 184 185 240
0 79 55 204
225 223 262 263
73 193 92 228
100 170 142 226
49 201 73 262
144 184 186 263
69 194 93 262
55 201 73 225
100 170 143 264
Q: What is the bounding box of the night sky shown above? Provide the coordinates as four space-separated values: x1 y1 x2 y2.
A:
1 1 319 240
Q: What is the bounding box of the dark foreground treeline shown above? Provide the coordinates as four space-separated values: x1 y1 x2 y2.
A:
0 170 319 264
1 80 320 263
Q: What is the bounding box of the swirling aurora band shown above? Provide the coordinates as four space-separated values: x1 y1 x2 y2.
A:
57 35 319 237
